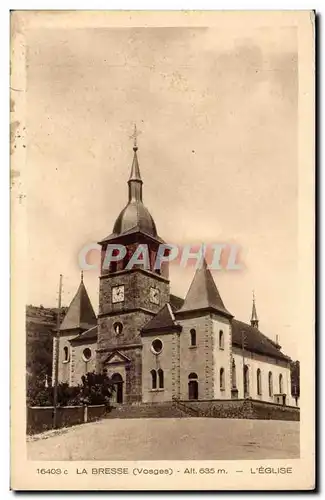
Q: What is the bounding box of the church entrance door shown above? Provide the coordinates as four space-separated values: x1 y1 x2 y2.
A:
188 380 198 400
112 373 123 404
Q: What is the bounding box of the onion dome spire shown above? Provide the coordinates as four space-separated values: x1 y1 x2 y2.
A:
106 126 157 239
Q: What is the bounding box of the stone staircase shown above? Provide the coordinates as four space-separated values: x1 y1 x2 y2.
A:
105 400 195 419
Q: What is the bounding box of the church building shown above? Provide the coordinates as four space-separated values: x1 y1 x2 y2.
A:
53 141 294 407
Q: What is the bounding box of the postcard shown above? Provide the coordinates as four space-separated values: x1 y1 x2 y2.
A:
11 10 315 490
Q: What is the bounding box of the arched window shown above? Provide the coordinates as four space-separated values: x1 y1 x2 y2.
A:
112 373 123 404
190 329 196 347
219 330 224 350
268 372 273 397
158 369 164 389
110 248 120 273
257 368 262 395
188 373 198 400
232 358 237 388
220 367 225 390
244 365 249 397
151 369 157 390
279 373 283 394
63 346 69 362
112 372 123 383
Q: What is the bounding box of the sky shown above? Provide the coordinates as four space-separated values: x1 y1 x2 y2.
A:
24 25 299 358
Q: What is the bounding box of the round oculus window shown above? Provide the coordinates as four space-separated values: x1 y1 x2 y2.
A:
83 348 92 361
151 338 163 355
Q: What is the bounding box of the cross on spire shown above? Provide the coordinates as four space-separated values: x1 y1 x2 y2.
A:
130 123 141 151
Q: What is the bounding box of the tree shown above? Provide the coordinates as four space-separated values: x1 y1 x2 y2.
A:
27 375 53 407
290 360 300 402
80 371 115 406
26 370 115 407
26 376 81 407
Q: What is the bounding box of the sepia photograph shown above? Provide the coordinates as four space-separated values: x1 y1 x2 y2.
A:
10 10 315 490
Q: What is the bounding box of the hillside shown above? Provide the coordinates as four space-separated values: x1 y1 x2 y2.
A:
26 305 67 379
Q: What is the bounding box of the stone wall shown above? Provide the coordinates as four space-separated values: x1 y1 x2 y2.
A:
177 314 214 400
98 310 152 350
53 329 86 385
177 398 300 421
27 405 107 435
141 331 177 403
232 350 293 405
70 339 97 386
212 315 232 399
105 399 300 421
106 401 185 419
97 345 142 403
98 268 169 317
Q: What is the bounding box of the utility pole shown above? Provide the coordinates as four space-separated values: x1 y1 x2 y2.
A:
241 330 247 398
53 274 63 429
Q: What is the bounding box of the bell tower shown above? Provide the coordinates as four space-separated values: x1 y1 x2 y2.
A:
96 135 170 403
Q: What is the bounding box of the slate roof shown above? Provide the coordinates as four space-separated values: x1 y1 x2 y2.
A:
99 226 164 245
232 319 290 361
169 290 288 361
141 303 182 334
70 326 98 343
128 146 142 182
111 202 158 240
170 294 185 311
176 259 233 318
60 280 97 331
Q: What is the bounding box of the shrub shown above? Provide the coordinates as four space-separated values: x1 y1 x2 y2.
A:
27 371 115 407
80 371 115 406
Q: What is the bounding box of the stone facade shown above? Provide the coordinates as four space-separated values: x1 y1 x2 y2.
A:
142 331 178 403
212 315 232 400
177 314 215 400
140 311 235 403
95 257 170 403
232 346 293 406
54 329 83 385
98 268 169 317
69 338 97 386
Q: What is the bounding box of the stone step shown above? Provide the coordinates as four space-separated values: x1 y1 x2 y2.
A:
105 402 188 419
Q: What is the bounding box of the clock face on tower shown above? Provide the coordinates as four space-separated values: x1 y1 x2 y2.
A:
150 287 160 305
112 285 125 303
